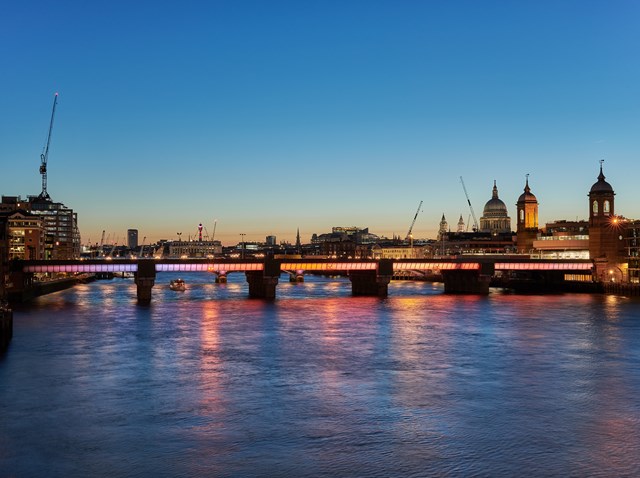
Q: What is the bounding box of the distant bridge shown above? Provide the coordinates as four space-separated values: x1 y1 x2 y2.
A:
10 257 594 303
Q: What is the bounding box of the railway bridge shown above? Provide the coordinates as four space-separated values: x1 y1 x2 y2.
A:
8 257 594 304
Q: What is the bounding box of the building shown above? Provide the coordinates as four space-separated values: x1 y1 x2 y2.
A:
0 210 45 260
435 231 515 256
479 181 511 234
0 215 9 300
532 220 589 259
588 163 626 281
623 220 640 283
313 227 378 259
127 229 139 249
515 176 539 253
169 240 222 258
1 195 81 260
28 196 81 260
371 244 425 259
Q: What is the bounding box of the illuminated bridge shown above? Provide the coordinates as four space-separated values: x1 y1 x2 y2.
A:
10 257 594 304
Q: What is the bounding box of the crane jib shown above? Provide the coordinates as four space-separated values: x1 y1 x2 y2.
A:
39 93 58 198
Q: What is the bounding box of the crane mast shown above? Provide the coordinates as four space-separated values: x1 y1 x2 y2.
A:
39 93 58 200
405 200 423 241
460 176 479 232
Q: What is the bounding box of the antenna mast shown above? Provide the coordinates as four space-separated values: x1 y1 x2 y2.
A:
39 93 58 200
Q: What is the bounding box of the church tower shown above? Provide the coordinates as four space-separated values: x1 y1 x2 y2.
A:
457 214 465 233
588 161 624 279
295 228 302 254
516 175 539 253
438 214 448 241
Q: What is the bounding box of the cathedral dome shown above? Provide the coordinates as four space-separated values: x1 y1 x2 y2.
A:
590 163 613 194
483 181 509 217
480 181 511 233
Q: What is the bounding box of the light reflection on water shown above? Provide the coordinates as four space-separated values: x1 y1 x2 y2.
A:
1 273 640 477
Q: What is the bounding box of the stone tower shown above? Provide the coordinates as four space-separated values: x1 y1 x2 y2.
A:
516 175 539 253
438 214 448 241
588 161 625 280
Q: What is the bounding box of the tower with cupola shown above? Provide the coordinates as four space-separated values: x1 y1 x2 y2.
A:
588 161 625 280
516 174 539 253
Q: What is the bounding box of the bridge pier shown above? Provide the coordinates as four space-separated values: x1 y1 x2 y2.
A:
134 260 156 305
245 259 280 299
349 259 393 298
442 270 491 294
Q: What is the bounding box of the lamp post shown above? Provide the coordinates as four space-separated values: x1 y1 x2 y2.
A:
177 232 182 258
240 233 246 259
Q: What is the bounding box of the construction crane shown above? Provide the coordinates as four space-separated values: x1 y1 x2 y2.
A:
98 230 107 257
405 200 423 241
138 236 147 257
38 93 58 200
460 176 479 232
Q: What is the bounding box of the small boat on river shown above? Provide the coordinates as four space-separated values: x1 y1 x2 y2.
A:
169 278 186 291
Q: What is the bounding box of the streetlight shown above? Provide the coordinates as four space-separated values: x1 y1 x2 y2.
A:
240 233 246 259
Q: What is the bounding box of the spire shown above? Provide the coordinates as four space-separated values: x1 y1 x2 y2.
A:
492 180 499 199
295 228 301 252
524 173 531 193
598 159 605 181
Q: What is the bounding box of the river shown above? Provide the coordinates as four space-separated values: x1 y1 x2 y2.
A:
1 274 639 477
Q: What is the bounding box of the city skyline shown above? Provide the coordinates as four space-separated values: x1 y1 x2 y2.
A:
2 1 639 244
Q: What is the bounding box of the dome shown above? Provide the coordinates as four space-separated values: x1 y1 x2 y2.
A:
518 177 537 203
483 181 509 217
480 181 511 233
590 164 613 194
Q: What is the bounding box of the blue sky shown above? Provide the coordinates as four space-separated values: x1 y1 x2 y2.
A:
1 1 639 245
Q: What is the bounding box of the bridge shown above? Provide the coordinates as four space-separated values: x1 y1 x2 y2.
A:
8 257 594 304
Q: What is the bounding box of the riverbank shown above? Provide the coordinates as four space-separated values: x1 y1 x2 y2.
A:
7 273 96 303
603 282 640 297
0 307 12 353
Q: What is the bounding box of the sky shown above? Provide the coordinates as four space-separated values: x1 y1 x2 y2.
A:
1 0 639 245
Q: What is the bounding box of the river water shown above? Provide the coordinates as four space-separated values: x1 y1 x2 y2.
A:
1 274 639 477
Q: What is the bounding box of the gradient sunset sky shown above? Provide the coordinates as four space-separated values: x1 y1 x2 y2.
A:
2 1 639 245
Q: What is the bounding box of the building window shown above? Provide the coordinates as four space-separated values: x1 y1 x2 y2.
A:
519 209 524 223
592 200 598 216
603 200 610 216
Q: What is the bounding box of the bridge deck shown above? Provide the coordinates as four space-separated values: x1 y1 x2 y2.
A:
20 258 593 274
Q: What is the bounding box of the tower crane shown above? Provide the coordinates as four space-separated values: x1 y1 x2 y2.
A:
139 236 147 257
405 200 423 241
460 176 479 232
97 230 106 258
39 93 58 200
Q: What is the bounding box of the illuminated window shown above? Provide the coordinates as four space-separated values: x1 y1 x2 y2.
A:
592 200 598 215
603 200 610 215
519 209 524 223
